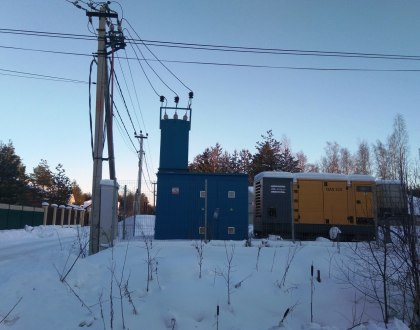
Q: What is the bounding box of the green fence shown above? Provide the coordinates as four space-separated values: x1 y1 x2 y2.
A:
0 203 44 230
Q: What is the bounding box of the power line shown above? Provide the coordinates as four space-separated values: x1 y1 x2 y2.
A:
153 60 420 72
125 28 177 96
0 45 91 57
117 50 146 130
124 19 192 92
113 69 138 133
3 44 420 73
0 68 89 83
3 27 420 61
113 102 138 154
116 51 157 179
0 28 96 41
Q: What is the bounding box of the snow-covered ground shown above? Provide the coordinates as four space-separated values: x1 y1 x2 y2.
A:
0 223 410 330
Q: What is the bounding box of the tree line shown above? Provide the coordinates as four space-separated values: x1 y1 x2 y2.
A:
2 113 417 206
0 141 89 206
189 114 419 194
0 142 154 214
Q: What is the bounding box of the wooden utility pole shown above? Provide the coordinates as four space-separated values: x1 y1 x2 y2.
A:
134 132 148 218
87 5 118 255
152 181 157 211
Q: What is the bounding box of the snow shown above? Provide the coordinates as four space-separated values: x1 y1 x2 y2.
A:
255 171 376 182
0 223 410 330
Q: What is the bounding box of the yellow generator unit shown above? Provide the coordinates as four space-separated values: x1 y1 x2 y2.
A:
254 172 376 240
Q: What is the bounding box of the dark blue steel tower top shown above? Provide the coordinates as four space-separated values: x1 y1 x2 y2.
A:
159 106 192 173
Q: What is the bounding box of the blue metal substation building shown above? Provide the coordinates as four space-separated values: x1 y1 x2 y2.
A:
154 104 248 240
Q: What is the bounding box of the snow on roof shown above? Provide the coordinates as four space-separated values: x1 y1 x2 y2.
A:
375 179 402 185
255 171 375 182
254 171 294 181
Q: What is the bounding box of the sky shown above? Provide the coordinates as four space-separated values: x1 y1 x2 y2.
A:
1 0 420 200
0 223 411 329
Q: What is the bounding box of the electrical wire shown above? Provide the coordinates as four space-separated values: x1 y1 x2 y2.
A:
0 68 88 83
123 19 192 92
113 102 138 153
113 68 138 134
2 44 420 73
115 53 156 184
124 29 174 97
118 49 146 131
0 45 91 57
143 157 154 189
114 116 137 155
116 50 156 178
150 59 420 72
141 166 152 194
3 28 420 61
88 58 97 159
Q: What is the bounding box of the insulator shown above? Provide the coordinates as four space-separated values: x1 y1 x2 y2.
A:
160 95 165 102
174 96 179 104
188 91 194 99
173 112 178 120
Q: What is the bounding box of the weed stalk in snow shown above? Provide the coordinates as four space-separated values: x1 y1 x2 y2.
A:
193 239 205 279
310 263 321 323
0 297 22 325
277 245 301 288
216 242 236 305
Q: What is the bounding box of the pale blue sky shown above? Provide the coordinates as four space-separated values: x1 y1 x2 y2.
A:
1 1 419 200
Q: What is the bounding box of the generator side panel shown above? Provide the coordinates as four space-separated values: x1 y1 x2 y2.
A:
253 179 263 234
323 180 349 225
376 183 407 220
295 179 324 224
254 177 293 237
353 182 375 224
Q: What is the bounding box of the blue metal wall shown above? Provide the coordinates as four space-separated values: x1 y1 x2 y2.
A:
159 118 190 172
155 172 248 240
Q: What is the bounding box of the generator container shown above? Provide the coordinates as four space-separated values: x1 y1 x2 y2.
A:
254 171 376 240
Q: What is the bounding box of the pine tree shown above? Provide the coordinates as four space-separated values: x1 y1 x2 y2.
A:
50 164 72 205
278 147 301 173
250 130 282 178
189 143 236 173
29 160 72 205
250 131 300 182
0 141 28 204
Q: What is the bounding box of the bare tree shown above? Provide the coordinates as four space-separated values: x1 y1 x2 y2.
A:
321 141 341 173
339 147 354 174
388 114 409 181
355 140 372 175
296 151 308 172
373 140 390 179
337 237 393 326
306 163 320 173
